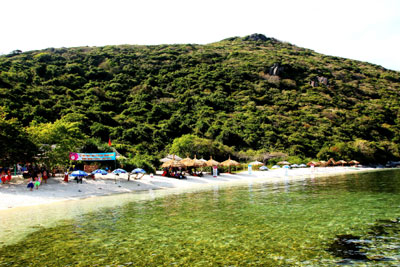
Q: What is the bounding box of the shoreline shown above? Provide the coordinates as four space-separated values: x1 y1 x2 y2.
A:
0 166 390 211
0 166 395 248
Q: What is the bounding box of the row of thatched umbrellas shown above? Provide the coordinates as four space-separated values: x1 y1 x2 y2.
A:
160 155 240 171
307 159 360 167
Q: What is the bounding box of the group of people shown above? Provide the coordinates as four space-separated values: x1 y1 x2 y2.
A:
26 168 49 191
0 169 12 184
162 168 187 179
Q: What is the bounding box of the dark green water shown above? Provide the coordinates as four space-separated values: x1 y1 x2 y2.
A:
1 170 399 266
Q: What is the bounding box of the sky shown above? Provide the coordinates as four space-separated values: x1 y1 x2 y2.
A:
1 0 399 71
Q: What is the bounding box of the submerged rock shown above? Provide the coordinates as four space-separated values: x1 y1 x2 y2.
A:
327 234 369 260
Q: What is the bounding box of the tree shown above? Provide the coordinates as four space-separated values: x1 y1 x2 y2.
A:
169 134 233 161
26 116 87 169
0 107 37 166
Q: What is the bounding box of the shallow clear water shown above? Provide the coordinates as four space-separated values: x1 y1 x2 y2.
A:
0 170 399 266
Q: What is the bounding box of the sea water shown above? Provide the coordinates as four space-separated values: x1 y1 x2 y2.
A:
0 170 399 266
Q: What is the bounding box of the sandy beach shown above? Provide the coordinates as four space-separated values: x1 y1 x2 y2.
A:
0 166 381 211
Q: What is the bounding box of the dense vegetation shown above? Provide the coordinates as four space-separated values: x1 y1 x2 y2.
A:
1 34 400 168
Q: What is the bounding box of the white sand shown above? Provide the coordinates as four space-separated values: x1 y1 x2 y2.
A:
0 166 381 211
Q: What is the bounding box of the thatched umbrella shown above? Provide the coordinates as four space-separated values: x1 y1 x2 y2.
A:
335 160 347 166
161 159 185 168
327 158 336 166
206 156 220 167
349 160 360 166
307 161 319 167
221 156 240 173
192 155 207 168
180 156 194 167
319 160 328 167
277 161 291 165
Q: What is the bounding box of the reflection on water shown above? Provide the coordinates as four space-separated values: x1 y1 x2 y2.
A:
0 170 399 266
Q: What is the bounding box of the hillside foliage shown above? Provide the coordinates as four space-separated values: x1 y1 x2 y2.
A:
1 34 400 167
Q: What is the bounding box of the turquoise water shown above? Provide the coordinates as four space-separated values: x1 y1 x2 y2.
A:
0 170 399 266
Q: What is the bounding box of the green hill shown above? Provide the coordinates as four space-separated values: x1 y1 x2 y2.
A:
1 34 400 166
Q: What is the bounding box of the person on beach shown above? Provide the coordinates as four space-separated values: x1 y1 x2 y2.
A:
34 177 40 189
37 172 42 186
6 170 12 184
42 170 48 184
27 178 34 191
0 170 6 184
64 171 69 182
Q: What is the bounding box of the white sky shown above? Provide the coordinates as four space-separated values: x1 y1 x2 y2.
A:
1 0 399 71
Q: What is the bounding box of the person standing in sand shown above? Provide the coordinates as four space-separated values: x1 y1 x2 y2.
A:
6 170 12 184
64 171 69 182
34 177 40 189
0 171 6 184
37 172 42 186
27 178 34 191
42 170 48 184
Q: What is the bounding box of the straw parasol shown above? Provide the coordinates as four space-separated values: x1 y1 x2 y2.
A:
277 161 291 165
327 158 336 166
221 156 240 173
206 156 220 167
161 155 185 168
180 156 194 167
192 155 207 167
349 160 360 166
249 160 263 166
335 160 347 166
319 160 328 167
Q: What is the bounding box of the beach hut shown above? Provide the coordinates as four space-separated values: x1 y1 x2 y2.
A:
221 156 240 173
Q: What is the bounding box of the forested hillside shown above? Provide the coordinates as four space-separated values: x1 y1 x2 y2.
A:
1 34 400 167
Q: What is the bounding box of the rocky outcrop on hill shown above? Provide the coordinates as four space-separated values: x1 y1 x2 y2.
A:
310 76 329 87
243 33 269 42
269 63 285 76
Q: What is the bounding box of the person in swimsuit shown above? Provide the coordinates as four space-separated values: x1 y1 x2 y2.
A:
0 171 6 184
27 178 34 191
34 177 40 189
42 170 48 184
6 170 12 184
